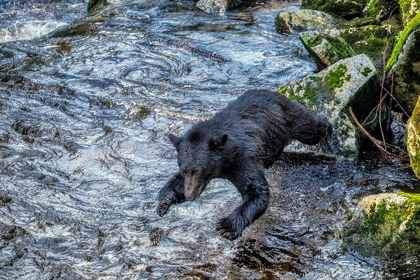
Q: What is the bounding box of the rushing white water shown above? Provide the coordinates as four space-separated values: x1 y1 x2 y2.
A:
0 20 67 43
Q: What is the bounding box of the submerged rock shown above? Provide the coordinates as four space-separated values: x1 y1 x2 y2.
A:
301 0 370 19
387 13 420 115
343 193 420 261
196 0 241 15
278 54 378 159
275 9 339 34
299 31 355 69
407 97 420 178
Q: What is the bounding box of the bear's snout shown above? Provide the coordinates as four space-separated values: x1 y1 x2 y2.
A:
183 173 204 201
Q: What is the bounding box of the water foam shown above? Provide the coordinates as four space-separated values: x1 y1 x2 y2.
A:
0 20 66 43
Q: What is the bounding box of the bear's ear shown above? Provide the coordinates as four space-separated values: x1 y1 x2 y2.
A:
169 133 182 148
209 134 228 150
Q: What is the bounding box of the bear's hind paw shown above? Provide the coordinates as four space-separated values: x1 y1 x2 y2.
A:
214 218 242 240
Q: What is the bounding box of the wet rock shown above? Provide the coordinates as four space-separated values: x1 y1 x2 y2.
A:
343 193 420 260
87 0 107 13
301 0 370 19
299 31 355 69
275 9 340 34
363 0 400 20
277 54 378 159
196 0 241 15
387 13 420 115
407 97 420 178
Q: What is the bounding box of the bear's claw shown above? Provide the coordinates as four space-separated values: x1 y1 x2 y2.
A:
214 218 242 240
157 191 177 217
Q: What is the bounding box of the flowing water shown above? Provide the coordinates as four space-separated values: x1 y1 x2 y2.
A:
0 0 419 279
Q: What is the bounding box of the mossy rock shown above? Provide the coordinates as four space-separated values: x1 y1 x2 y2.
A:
335 16 381 28
339 24 398 68
364 0 400 20
299 31 355 69
87 0 107 13
277 54 378 159
386 17 420 115
343 193 420 260
275 9 340 34
387 12 420 70
407 97 420 178
399 0 420 27
301 0 370 19
196 0 242 15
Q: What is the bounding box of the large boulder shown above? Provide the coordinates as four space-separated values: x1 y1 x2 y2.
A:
301 0 370 19
387 13 420 115
343 193 420 261
407 97 420 178
275 9 340 34
299 31 355 69
277 54 378 159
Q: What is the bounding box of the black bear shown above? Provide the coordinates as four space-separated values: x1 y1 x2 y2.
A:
157 89 332 240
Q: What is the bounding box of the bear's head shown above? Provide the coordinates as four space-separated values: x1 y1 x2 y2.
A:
168 128 228 201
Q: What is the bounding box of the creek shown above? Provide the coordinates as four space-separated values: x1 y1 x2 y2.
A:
0 0 419 279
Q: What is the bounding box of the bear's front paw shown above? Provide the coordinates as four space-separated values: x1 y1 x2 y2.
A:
157 191 177 217
214 216 243 240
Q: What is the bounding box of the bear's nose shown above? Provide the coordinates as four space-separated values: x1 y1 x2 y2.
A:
183 177 197 201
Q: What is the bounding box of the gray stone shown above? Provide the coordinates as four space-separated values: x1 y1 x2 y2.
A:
196 0 241 15
275 9 340 34
278 54 378 159
299 31 354 69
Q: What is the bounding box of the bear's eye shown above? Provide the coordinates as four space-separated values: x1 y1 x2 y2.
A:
180 170 186 177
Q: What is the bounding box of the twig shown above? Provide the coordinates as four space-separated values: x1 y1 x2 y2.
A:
350 107 409 161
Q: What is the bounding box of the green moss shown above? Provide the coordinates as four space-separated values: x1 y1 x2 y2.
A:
361 66 373 76
344 194 420 259
306 36 322 48
399 0 420 26
336 16 380 29
398 192 420 203
340 25 397 62
407 98 420 177
326 64 350 90
277 84 288 95
326 35 354 59
387 12 420 69
364 0 399 20
302 0 369 18
334 118 351 137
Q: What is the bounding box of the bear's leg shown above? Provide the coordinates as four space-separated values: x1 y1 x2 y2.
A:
214 170 269 240
156 172 186 217
289 105 332 146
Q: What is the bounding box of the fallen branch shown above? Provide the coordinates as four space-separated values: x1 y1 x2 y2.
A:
349 107 409 161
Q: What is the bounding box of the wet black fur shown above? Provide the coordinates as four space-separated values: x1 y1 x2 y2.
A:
157 89 332 240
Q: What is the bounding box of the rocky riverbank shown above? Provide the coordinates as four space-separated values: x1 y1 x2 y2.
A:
274 0 420 264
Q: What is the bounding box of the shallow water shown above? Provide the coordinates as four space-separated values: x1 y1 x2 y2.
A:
0 0 419 279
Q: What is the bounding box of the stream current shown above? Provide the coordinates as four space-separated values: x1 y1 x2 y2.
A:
0 0 419 279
